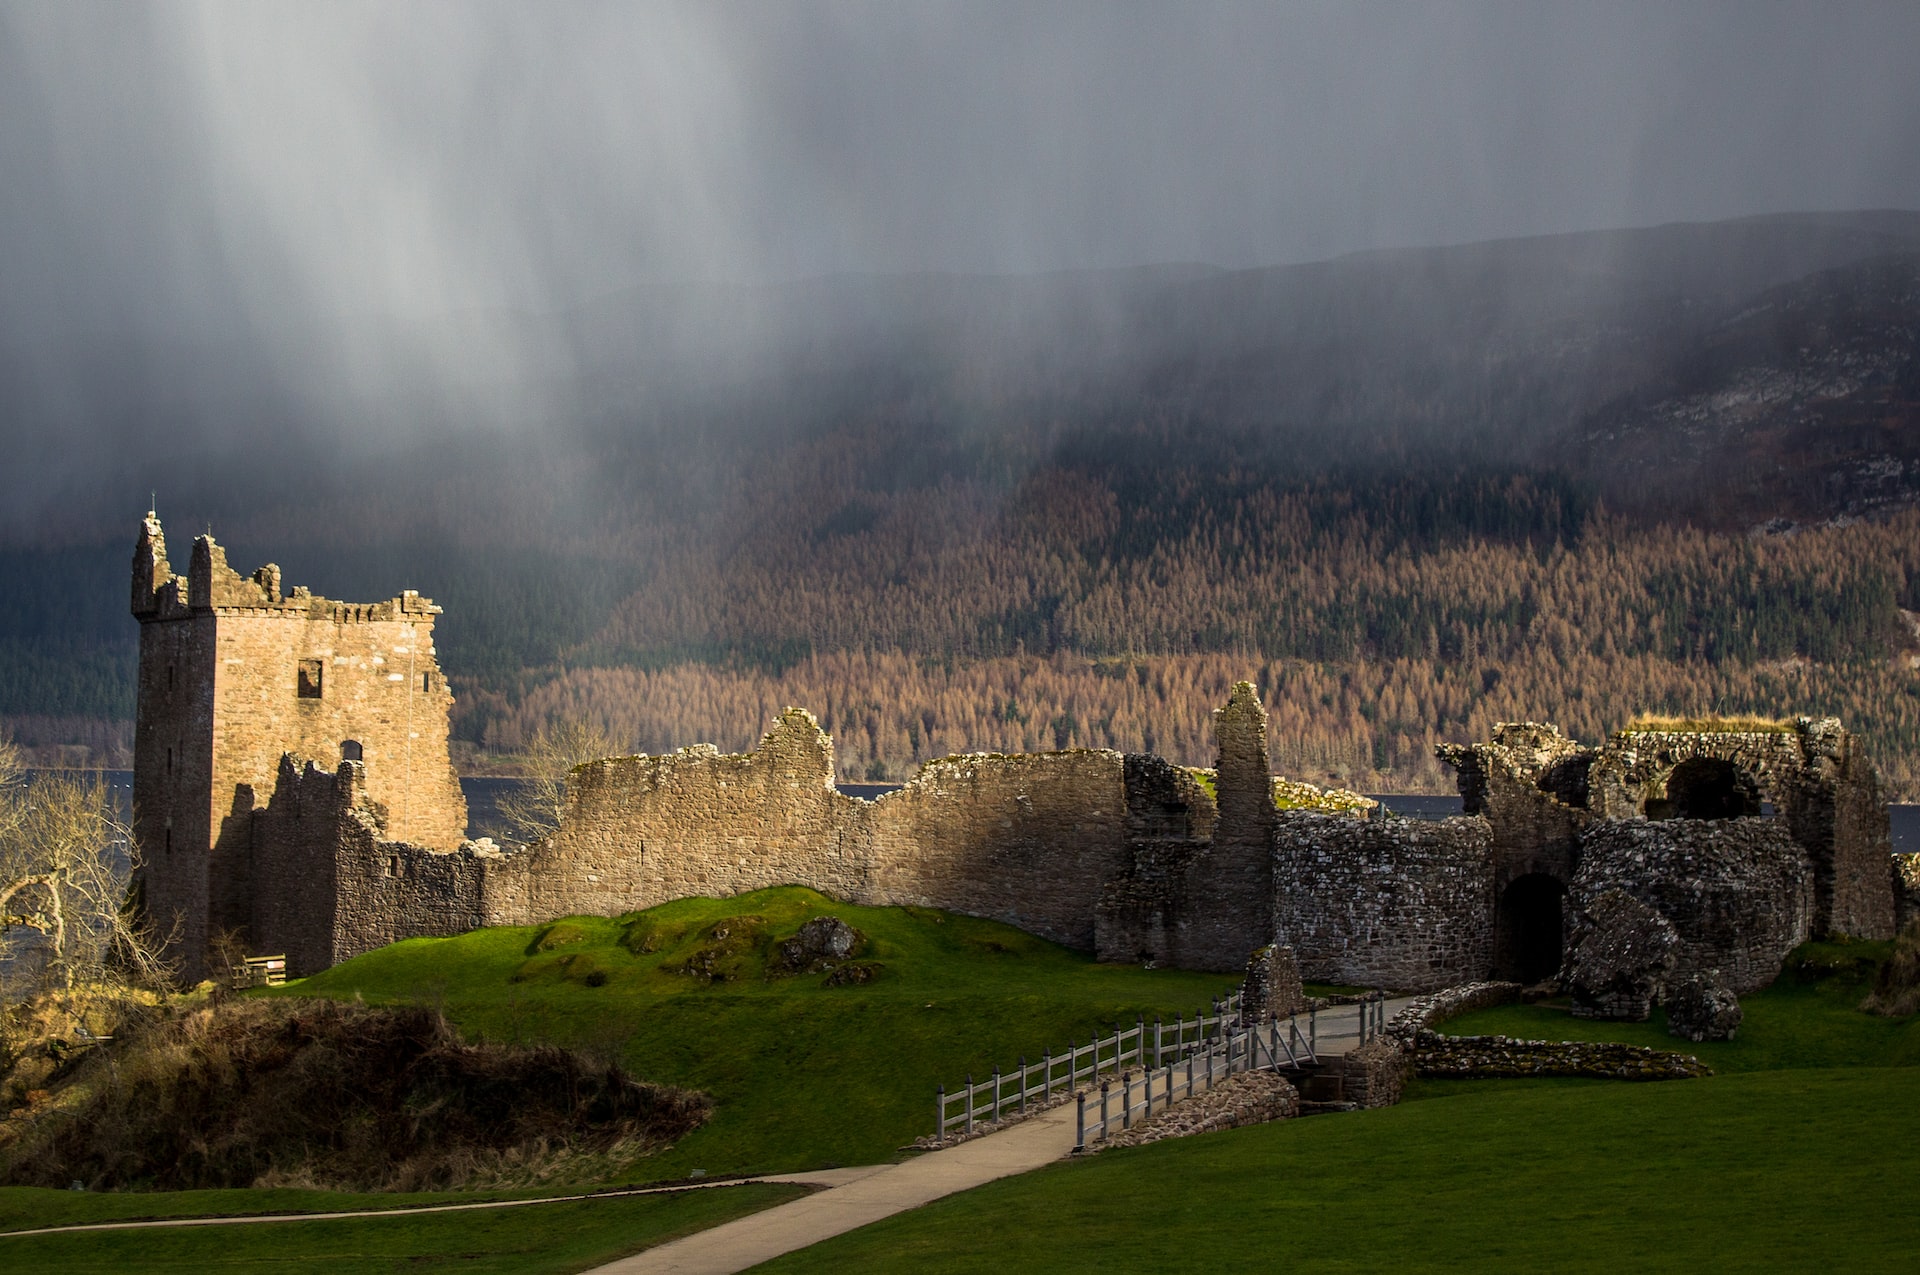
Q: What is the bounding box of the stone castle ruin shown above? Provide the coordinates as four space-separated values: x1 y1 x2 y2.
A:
131 517 1909 1000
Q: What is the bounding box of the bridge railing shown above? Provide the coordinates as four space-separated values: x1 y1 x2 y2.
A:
934 990 1391 1146
935 990 1244 1144
1071 1013 1318 1151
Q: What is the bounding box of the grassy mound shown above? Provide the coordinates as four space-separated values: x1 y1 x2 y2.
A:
1622 713 1793 734
276 887 1233 1177
0 998 709 1191
749 1068 1920 1273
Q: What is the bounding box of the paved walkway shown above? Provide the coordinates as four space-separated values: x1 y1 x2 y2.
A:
592 997 1417 1275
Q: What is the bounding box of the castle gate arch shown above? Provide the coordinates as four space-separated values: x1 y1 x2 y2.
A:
1495 872 1566 984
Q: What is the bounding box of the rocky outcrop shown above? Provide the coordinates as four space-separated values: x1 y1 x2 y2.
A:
776 916 862 970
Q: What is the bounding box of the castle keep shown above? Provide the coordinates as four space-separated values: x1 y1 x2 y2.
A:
131 517 1909 995
131 513 466 977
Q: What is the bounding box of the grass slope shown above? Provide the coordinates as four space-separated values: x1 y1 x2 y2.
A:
274 887 1233 1179
749 1068 1919 1273
0 1182 805 1273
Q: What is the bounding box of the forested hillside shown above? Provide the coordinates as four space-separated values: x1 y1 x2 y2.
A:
462 478 1920 794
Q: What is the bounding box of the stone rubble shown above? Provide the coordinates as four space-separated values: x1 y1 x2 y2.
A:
1413 1030 1709 1080
1664 970 1743 1041
1563 888 1679 1021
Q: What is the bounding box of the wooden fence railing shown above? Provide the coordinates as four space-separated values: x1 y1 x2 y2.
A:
1072 1013 1318 1151
933 990 1392 1146
937 990 1249 1144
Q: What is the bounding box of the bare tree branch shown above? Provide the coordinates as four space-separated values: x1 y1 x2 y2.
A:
495 719 625 846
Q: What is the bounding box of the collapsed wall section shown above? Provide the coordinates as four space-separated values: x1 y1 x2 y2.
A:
1271 813 1496 991
1437 722 1594 893
1591 721 1893 939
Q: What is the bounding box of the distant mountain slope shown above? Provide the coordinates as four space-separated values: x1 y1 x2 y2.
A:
1579 253 1920 525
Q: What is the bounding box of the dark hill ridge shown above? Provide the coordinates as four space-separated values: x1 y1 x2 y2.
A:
1579 253 1920 525
16 208 1920 544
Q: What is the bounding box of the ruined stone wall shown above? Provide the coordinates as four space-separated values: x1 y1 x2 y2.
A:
480 710 1131 954
1187 684 1279 969
1094 754 1220 968
1895 855 1920 932
1811 724 1896 938
1590 723 1893 939
1438 723 1594 894
1574 818 1812 994
1271 814 1496 991
1411 1031 1709 1080
1587 729 1805 820
863 748 1129 952
131 601 218 977
252 757 493 976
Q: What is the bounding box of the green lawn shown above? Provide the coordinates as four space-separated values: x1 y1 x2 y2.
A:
747 1068 1919 1273
0 1181 805 1273
271 887 1235 1179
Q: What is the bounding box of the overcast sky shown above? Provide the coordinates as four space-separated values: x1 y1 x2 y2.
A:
7 2 1919 321
3 1 1919 530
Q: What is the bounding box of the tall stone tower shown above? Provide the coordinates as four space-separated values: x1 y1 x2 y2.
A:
130 513 468 978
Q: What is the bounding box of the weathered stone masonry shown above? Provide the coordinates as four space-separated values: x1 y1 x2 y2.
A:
482 713 1135 957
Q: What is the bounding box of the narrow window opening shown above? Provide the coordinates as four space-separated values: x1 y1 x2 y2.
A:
165 829 172 858
297 658 324 699
166 746 173 777
167 665 175 691
341 739 363 763
421 671 433 692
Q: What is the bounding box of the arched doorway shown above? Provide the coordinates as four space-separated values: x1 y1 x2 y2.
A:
1647 757 1762 820
1496 874 1566 983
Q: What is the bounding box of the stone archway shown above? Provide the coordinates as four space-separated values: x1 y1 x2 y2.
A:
1647 757 1763 821
1495 873 1567 983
